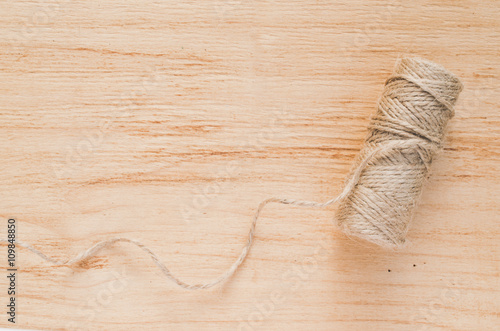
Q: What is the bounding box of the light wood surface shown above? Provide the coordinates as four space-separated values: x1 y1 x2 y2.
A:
1 1 499 330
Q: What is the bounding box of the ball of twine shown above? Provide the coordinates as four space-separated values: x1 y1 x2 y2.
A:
336 57 463 248
1 57 463 289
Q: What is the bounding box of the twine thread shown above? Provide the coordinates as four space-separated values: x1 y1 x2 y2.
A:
1 57 463 290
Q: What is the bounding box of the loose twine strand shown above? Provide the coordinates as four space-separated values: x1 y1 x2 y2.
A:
0 57 462 290
0 140 432 290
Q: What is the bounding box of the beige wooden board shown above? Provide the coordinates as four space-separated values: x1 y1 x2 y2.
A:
0 1 499 330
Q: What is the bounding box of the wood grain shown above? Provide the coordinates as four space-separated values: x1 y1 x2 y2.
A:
0 1 499 330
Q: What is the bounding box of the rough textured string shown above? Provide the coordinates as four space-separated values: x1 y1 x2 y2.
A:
0 142 389 290
0 57 462 290
336 57 463 247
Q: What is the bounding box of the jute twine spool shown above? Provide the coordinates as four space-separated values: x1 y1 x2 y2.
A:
337 57 463 248
1 57 463 289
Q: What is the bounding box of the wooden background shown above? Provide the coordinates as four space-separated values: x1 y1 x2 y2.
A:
0 1 499 330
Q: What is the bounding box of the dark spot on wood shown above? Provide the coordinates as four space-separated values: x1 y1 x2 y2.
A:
73 257 107 270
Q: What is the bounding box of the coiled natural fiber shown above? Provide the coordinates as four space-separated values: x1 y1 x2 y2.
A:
337 57 463 247
1 57 462 289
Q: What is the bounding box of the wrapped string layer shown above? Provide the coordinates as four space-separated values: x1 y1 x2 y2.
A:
336 57 463 247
